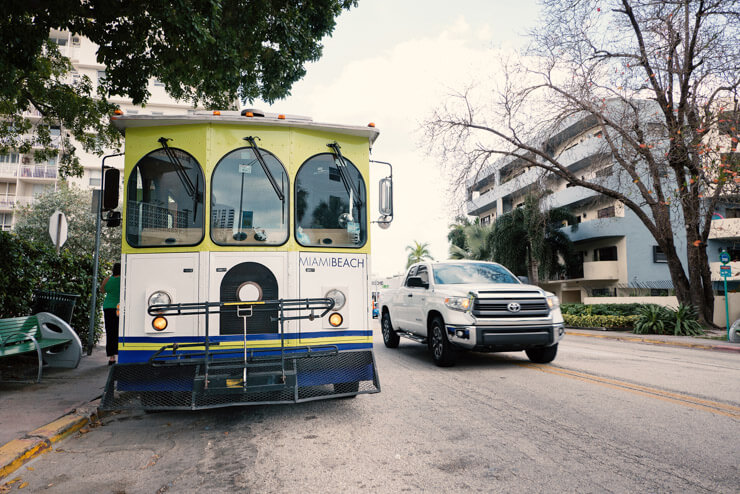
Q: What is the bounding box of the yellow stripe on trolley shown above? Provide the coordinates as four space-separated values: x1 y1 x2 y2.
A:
120 335 372 351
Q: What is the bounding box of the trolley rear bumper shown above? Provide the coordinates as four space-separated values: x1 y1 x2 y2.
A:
100 349 379 410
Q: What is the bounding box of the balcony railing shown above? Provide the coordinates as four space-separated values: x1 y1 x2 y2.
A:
18 165 58 179
0 163 19 178
582 260 620 281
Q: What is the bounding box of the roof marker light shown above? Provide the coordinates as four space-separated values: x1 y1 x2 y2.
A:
278 114 286 120
213 110 221 116
245 111 254 117
113 109 123 115
368 122 376 127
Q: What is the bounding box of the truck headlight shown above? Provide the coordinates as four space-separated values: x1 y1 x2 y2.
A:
546 294 560 311
445 296 472 312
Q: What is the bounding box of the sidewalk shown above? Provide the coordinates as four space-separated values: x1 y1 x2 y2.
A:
566 327 740 353
0 345 109 480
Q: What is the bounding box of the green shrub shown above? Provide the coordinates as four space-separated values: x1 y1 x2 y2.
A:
670 304 704 336
633 304 672 334
561 303 646 317
0 231 105 346
563 313 639 329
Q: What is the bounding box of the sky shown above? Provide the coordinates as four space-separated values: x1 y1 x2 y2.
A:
256 0 541 278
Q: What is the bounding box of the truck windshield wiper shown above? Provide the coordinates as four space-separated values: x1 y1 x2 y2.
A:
327 142 362 210
158 137 201 220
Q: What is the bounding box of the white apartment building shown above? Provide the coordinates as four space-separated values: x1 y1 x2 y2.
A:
0 29 201 231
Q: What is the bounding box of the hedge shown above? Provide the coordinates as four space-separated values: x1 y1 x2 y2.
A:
563 313 639 330
0 231 106 346
561 303 647 317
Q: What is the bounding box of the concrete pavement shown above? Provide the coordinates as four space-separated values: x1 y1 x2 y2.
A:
0 329 738 482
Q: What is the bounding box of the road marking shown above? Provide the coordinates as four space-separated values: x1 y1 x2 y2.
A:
518 362 740 419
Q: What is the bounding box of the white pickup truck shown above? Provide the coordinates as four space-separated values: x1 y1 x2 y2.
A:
379 260 565 366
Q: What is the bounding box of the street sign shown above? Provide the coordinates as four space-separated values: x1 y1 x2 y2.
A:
49 210 68 254
720 251 731 264
720 265 731 277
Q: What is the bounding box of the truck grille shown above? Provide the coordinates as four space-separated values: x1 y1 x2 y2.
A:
473 297 549 318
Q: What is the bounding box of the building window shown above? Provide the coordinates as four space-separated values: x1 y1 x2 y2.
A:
594 246 617 261
650 288 669 296
597 205 615 218
151 112 163 115
0 153 20 164
50 35 67 46
71 36 81 46
97 70 106 84
481 215 491 226
591 287 613 297
153 79 165 87
726 207 740 219
653 246 667 263
89 170 102 187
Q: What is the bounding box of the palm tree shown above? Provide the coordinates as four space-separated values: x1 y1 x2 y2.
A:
448 222 495 261
406 241 434 268
491 193 577 284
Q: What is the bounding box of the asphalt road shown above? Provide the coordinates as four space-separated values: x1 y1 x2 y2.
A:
11 323 740 493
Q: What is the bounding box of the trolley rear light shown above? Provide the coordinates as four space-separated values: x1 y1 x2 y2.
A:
328 313 343 327
152 316 168 331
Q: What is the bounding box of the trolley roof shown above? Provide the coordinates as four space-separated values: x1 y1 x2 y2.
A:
110 109 380 146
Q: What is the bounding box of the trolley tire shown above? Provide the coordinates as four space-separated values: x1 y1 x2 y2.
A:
381 311 400 348
525 344 558 364
429 316 456 367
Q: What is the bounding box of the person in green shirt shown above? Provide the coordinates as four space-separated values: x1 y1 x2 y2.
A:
101 262 121 365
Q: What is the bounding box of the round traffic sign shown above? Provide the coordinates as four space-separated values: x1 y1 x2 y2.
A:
720 251 731 264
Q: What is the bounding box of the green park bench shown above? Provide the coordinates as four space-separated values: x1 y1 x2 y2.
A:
0 312 82 383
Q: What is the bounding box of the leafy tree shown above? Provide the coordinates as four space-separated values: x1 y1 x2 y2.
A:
490 194 577 284
1 1 357 177
447 215 473 251
448 222 495 261
13 182 120 265
406 241 434 268
426 0 740 324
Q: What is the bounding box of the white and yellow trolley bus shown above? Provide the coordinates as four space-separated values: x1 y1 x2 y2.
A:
100 109 392 410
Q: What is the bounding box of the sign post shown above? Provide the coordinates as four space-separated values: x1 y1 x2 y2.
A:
720 250 731 341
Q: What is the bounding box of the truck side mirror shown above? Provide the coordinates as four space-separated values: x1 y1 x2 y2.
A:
102 168 120 212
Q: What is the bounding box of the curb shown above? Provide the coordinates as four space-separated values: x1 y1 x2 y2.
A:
0 401 100 481
566 329 740 353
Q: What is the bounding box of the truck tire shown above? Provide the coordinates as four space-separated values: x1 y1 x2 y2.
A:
429 316 456 367
381 311 400 348
525 343 558 363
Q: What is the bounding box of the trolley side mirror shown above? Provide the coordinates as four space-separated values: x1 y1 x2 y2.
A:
102 168 120 212
376 177 393 229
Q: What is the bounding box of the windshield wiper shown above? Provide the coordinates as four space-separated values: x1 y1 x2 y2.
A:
244 136 286 224
327 142 362 209
158 137 201 220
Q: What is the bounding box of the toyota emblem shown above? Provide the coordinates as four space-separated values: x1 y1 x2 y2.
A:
507 302 521 313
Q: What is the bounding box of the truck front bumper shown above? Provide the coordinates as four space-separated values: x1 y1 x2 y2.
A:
446 322 565 351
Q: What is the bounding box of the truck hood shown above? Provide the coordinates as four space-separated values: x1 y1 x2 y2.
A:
434 283 547 298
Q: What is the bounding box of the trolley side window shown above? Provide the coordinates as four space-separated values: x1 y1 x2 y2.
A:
210 147 288 245
125 148 205 247
295 153 367 248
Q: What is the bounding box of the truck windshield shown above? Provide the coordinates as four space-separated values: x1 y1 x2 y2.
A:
433 263 518 285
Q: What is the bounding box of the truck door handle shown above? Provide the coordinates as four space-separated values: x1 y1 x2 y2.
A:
407 294 413 297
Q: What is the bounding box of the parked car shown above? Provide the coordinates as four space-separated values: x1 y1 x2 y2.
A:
378 260 565 366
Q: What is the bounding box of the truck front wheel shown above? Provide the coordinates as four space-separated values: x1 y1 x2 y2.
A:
525 343 558 363
382 311 400 348
429 316 456 367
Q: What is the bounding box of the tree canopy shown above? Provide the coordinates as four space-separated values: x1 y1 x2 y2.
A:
427 0 740 324
1 1 357 177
